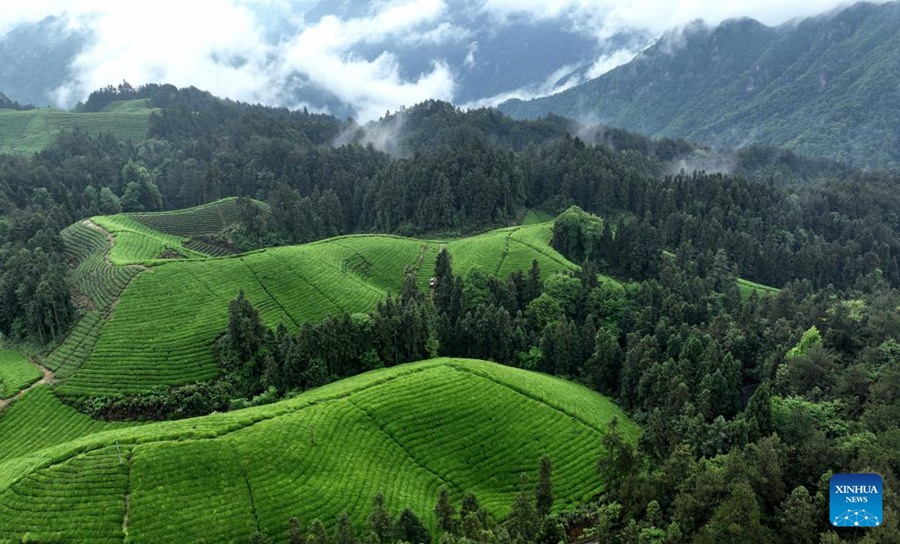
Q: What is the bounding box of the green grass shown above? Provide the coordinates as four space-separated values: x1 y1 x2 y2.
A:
522 209 553 225
0 104 151 154
0 386 137 463
0 349 41 399
737 278 780 299
0 359 638 543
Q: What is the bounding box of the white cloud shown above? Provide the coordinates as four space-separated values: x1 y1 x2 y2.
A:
277 0 457 121
53 0 277 107
478 0 864 34
0 0 883 119
461 62 584 109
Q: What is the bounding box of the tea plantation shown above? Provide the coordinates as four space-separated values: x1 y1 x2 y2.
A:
0 358 638 543
54 207 579 397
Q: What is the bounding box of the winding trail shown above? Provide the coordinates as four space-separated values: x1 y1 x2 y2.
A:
0 360 55 411
82 219 116 266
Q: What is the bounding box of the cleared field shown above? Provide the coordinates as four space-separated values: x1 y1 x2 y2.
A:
737 277 780 299
0 107 150 154
0 359 638 543
92 214 207 265
0 386 136 463
0 350 41 399
446 223 576 280
128 197 266 237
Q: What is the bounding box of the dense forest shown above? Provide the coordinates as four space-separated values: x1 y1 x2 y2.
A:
1 83 898 541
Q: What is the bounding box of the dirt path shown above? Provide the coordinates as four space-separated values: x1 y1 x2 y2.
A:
82 219 116 266
0 360 55 411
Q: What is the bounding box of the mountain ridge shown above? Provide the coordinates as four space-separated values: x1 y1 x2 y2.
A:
500 1 900 169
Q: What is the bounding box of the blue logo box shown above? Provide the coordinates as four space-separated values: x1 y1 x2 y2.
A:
830 473 883 527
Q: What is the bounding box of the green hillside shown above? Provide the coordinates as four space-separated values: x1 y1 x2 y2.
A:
0 100 152 154
0 385 137 463
91 197 269 264
0 358 637 543
40 199 578 398
0 349 41 399
501 2 900 169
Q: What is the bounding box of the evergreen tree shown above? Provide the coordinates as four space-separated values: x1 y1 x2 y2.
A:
395 508 430 544
506 475 538 543
524 260 542 303
535 455 554 518
435 486 457 535
367 493 393 543
334 512 358 544
433 248 454 314
308 519 330 544
289 517 306 544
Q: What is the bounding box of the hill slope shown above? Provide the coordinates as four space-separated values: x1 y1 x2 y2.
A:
48 202 575 397
501 2 900 169
0 99 152 154
0 358 638 543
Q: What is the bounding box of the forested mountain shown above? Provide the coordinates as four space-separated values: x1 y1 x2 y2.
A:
501 1 900 169
1 84 899 541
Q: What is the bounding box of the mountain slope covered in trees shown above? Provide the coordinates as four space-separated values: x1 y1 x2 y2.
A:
0 84 899 542
501 1 900 169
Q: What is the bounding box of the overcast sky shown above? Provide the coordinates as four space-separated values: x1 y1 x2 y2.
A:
1 0 872 120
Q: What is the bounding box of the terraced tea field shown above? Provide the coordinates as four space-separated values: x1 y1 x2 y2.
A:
0 350 41 399
57 211 582 397
91 214 209 265
0 386 137 463
58 236 433 396
0 359 638 543
445 223 577 281
0 105 151 155
128 197 265 237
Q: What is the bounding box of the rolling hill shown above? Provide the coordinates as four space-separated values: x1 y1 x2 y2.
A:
0 358 638 543
501 2 900 169
42 200 576 398
0 99 152 154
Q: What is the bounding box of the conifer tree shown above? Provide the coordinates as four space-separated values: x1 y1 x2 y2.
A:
334 512 357 544
367 493 393 543
535 455 554 518
434 486 456 535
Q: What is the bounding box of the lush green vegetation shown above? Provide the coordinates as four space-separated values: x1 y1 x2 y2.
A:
0 386 136 463
0 359 636 543
128 196 265 237
0 107 150 155
0 82 898 541
737 277 780 299
502 2 900 169
53 212 578 398
92 214 207 264
0 349 40 399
